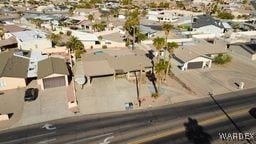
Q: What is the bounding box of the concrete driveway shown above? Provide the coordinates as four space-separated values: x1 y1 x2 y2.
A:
0 88 25 130
12 87 74 128
76 77 151 114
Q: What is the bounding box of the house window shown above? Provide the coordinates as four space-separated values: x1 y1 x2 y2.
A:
0 80 7 88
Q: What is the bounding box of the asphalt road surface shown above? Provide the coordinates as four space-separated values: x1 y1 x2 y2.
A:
1 88 256 144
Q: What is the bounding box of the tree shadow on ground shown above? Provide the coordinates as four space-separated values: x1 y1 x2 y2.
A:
66 63 74 84
145 50 155 69
145 50 158 93
146 71 158 94
184 117 212 144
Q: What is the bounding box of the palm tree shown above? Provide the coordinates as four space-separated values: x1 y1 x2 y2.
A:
153 37 165 61
162 23 173 44
98 35 103 41
164 42 178 80
92 22 106 32
88 14 94 22
66 36 84 51
155 59 168 94
162 23 173 60
47 33 61 47
66 36 85 58
122 0 132 5
110 8 119 17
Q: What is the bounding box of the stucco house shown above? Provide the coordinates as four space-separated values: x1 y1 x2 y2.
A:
146 9 203 23
182 15 232 38
5 30 52 51
0 36 17 52
0 25 26 51
37 57 69 90
229 42 256 60
73 8 101 18
72 31 100 49
0 50 29 91
174 39 227 71
78 49 153 85
0 49 70 91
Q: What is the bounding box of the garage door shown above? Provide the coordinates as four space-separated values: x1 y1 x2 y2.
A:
43 76 66 89
187 62 203 69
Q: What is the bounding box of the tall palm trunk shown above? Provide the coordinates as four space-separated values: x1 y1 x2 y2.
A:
157 72 163 94
165 55 172 80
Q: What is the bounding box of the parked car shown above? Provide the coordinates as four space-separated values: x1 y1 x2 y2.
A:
24 88 38 102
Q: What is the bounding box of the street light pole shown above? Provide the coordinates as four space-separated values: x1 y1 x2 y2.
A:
138 64 142 107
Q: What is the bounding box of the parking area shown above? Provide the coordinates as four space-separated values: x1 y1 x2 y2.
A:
173 52 256 96
13 86 74 127
76 77 147 114
76 74 199 114
0 88 25 130
0 80 75 130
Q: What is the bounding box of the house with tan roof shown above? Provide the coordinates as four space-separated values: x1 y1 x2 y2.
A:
0 36 17 51
0 50 29 91
37 57 69 90
0 49 70 91
229 41 256 61
78 49 153 85
3 25 27 34
174 39 227 71
0 25 26 51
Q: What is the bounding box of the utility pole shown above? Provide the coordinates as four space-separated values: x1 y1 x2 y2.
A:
138 64 143 107
132 26 135 50
208 92 252 144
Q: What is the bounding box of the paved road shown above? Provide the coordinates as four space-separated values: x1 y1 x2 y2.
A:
1 88 256 144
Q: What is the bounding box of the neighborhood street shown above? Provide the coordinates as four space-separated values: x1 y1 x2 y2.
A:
0 88 256 144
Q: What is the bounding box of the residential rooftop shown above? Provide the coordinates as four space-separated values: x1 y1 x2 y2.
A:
37 57 69 79
81 49 153 77
174 39 227 62
192 15 225 29
11 30 47 42
0 50 29 78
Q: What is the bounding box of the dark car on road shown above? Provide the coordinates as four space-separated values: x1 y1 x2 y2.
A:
24 88 38 102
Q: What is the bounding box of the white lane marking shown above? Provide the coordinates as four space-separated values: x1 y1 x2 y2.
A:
100 136 114 144
42 123 56 130
1 131 56 144
37 138 57 144
65 133 113 144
